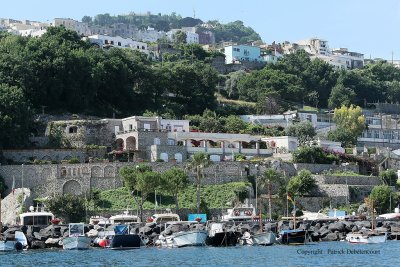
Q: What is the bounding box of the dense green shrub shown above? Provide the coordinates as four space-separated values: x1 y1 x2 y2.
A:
379 169 398 186
292 146 339 164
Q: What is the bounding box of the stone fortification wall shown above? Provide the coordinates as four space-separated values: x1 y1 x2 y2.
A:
294 163 359 174
0 161 376 208
2 148 106 164
0 162 251 198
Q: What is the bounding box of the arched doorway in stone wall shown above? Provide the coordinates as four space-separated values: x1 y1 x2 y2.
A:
126 136 136 150
116 138 124 151
63 180 82 195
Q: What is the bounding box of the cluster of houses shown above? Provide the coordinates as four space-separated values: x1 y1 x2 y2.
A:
0 17 373 71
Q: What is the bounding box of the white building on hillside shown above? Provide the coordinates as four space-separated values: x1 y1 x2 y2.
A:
87 34 149 54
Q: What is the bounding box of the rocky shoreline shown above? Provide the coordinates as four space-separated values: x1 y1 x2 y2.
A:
2 219 400 249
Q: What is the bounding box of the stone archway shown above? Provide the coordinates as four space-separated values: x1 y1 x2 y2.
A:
126 136 136 150
62 180 82 195
116 138 124 151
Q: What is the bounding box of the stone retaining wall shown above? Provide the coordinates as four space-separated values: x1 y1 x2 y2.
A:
2 148 107 164
294 163 359 174
314 175 380 186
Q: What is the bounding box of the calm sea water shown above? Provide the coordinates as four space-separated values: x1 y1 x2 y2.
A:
1 241 399 267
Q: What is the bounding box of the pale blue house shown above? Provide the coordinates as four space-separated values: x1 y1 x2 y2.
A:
224 45 262 64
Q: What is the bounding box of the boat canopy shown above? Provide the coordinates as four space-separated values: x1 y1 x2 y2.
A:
114 225 129 235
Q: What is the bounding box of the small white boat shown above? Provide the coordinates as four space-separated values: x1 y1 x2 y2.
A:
0 231 27 251
346 232 387 244
173 230 207 247
240 231 276 246
63 223 91 250
0 240 20 251
156 221 207 248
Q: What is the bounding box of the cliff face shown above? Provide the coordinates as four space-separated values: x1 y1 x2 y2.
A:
1 188 33 225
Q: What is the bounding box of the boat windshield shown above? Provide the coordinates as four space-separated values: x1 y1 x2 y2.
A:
23 215 53 226
69 224 85 236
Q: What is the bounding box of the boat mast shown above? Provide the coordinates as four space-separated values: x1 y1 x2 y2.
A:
259 198 262 231
293 196 296 230
371 200 375 231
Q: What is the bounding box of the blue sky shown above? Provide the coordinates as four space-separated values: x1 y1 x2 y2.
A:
3 0 400 59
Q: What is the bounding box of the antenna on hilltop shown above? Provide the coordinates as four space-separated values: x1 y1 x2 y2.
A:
193 7 196 18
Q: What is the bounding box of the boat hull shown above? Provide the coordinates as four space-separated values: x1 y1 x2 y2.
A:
110 235 141 250
206 232 239 247
278 230 311 245
63 236 91 250
346 233 387 244
0 241 21 251
252 232 276 246
172 231 207 247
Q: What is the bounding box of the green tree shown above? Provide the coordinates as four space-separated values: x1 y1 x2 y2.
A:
223 115 249 133
46 194 86 223
161 167 189 211
285 121 316 146
287 170 317 196
328 83 356 109
0 84 33 149
119 164 161 221
174 30 187 44
186 152 211 214
224 70 246 99
379 169 398 186
199 109 221 132
369 185 393 214
258 168 284 219
327 127 358 147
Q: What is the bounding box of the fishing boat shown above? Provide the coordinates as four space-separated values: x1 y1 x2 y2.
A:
239 231 276 246
150 210 180 224
205 222 240 247
63 223 91 250
109 210 141 224
221 204 256 222
156 221 207 248
19 205 55 226
108 225 141 250
0 231 27 251
346 232 387 244
277 229 312 245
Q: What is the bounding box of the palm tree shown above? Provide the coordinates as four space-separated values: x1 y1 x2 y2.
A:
258 168 282 220
186 152 211 214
